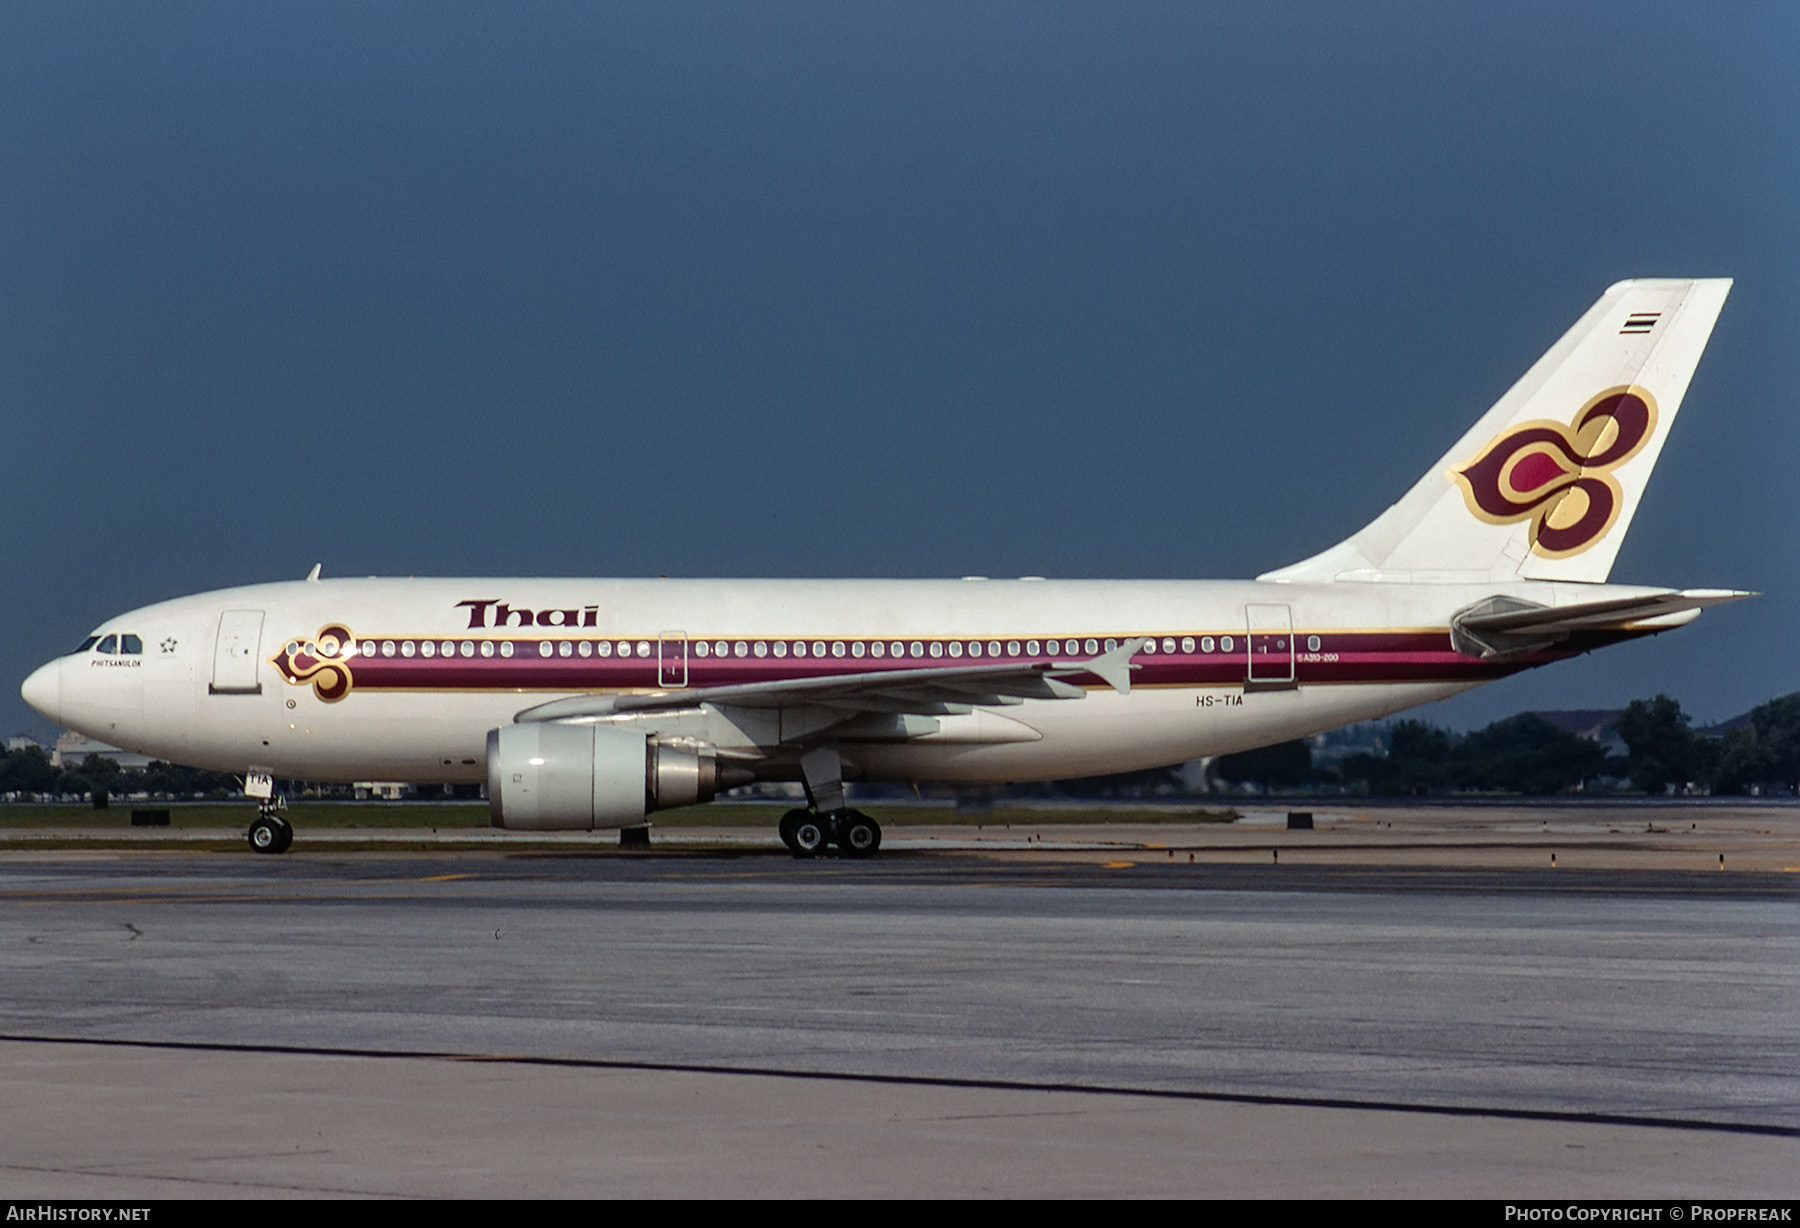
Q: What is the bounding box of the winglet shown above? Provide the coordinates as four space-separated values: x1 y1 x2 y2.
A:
1059 637 1148 695
305 564 323 582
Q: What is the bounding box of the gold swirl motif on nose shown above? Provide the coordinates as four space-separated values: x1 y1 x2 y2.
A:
271 623 356 702
1452 386 1658 558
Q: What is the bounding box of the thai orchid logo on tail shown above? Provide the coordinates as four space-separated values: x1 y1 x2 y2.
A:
1452 386 1658 558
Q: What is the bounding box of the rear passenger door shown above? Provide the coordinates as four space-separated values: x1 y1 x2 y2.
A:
1244 603 1296 691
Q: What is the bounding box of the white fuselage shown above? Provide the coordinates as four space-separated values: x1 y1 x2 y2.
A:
22 575 1661 787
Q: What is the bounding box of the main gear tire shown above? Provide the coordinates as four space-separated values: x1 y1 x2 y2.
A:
835 810 881 858
777 808 809 853
789 814 829 859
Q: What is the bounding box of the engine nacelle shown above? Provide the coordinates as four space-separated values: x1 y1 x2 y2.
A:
486 723 720 831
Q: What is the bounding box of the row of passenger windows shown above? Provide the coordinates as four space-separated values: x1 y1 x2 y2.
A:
77 634 142 655
321 634 1327 661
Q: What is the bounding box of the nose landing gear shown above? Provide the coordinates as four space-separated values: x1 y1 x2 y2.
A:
247 801 293 855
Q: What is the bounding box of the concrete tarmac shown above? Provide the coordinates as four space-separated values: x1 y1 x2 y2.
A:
1 806 1796 1198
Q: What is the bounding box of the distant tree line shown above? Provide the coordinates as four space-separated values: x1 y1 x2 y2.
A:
1618 693 1800 796
0 744 239 804
1214 692 1800 797
6 690 1797 803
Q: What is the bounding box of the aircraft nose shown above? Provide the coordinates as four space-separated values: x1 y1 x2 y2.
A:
20 660 61 724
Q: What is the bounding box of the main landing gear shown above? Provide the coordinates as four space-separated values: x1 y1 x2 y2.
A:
780 744 881 858
778 807 882 859
247 800 293 855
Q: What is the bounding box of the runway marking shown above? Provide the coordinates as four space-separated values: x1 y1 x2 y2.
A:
419 874 473 882
3 1032 1792 1141
0 1160 383 1199
12 894 274 907
1102 861 1135 868
0 883 269 898
8 888 498 907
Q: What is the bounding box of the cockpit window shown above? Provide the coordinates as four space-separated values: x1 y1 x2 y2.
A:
121 634 143 654
96 635 118 654
75 636 100 654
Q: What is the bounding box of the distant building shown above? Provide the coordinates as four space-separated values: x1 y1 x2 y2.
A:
51 730 155 770
353 782 409 800
7 735 44 754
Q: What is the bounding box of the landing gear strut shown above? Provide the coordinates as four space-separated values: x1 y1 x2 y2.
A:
247 800 293 855
782 745 882 859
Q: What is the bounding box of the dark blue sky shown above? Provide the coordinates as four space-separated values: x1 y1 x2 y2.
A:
3 2 1795 739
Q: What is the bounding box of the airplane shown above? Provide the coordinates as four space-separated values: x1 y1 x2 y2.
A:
20 278 1750 857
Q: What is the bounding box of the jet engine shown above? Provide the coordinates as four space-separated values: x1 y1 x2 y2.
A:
486 722 723 830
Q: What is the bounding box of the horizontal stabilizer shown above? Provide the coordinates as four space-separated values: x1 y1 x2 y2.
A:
1450 588 1751 660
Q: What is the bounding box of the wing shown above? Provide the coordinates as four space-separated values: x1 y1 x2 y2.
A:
514 637 1148 724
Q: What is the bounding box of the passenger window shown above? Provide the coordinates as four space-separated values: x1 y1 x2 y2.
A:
121 635 143 654
97 635 118 654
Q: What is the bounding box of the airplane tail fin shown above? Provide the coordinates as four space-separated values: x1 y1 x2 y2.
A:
1260 278 1732 585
